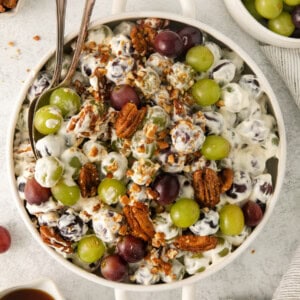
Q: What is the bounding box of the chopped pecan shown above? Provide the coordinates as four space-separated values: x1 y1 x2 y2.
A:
193 168 221 208
152 232 166 248
2 0 17 9
174 235 218 252
123 202 155 242
40 226 73 254
130 24 157 56
219 168 234 193
115 103 147 138
78 163 100 198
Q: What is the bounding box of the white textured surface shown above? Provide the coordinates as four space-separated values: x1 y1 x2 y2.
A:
0 1 300 299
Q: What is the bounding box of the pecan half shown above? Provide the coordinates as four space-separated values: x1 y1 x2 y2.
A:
130 24 157 56
78 163 100 198
115 103 147 138
123 202 155 242
193 168 221 208
40 226 73 254
174 235 218 252
219 168 234 193
2 0 17 9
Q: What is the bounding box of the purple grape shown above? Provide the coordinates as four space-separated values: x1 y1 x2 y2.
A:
110 84 140 110
117 235 147 263
154 30 183 58
242 200 263 227
24 177 51 205
101 254 128 282
177 26 203 53
153 173 180 205
292 5 300 29
291 27 300 38
0 226 11 253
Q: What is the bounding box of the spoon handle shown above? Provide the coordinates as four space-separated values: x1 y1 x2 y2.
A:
62 0 96 86
52 0 67 86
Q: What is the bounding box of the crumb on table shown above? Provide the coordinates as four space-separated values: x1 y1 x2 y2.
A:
33 35 41 41
8 41 15 47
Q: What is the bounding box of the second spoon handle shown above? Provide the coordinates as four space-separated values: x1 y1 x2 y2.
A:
52 0 67 86
62 0 96 86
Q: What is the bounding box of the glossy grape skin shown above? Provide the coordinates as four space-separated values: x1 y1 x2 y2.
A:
51 180 81 206
117 235 147 263
177 26 203 53
292 5 300 28
24 177 51 205
170 198 200 228
110 85 140 110
77 235 106 263
0 226 11 254
255 0 283 19
242 201 264 227
268 11 295 35
191 79 221 106
98 178 126 205
283 0 300 5
152 173 180 205
101 254 128 282
186 45 214 72
49 87 81 117
202 135 231 160
34 105 63 135
243 0 265 20
154 30 183 58
219 204 245 235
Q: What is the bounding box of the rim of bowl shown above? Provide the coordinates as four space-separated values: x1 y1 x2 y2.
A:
7 10 287 292
224 0 300 48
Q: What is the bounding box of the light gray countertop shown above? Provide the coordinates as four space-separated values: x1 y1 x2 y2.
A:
0 0 300 299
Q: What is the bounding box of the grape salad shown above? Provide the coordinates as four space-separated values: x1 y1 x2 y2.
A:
14 18 279 285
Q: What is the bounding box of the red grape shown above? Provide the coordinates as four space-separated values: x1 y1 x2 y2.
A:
110 85 140 110
0 226 11 253
292 5 300 29
242 200 263 227
154 30 183 58
177 26 203 53
24 177 51 205
152 173 180 205
291 27 300 37
101 254 128 281
117 235 147 263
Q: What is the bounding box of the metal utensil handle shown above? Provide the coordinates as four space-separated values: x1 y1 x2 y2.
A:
111 0 196 19
61 0 95 86
52 0 67 86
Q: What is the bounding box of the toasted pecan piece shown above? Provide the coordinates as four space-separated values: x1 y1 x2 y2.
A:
219 168 234 193
123 202 155 242
115 103 147 138
40 226 73 254
174 235 218 252
78 163 100 198
193 168 221 208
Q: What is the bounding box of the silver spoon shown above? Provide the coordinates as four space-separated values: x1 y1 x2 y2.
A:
28 0 96 159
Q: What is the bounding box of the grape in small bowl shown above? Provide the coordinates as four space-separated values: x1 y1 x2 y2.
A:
224 0 300 48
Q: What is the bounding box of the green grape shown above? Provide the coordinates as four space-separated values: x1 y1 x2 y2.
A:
243 0 265 20
201 135 230 160
98 178 126 205
283 0 300 5
34 105 63 135
268 11 295 36
283 2 295 12
219 204 245 235
192 79 221 106
255 0 283 19
49 87 81 117
186 45 214 72
34 156 64 188
170 198 200 228
77 235 105 263
51 180 80 206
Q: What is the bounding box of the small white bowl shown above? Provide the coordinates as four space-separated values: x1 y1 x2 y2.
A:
0 0 25 17
0 278 65 300
224 0 300 48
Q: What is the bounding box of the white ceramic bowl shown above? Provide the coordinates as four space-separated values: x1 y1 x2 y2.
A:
224 0 300 48
7 0 287 299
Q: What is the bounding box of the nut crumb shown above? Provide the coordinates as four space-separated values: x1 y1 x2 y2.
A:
8 41 15 47
33 35 41 41
251 249 256 254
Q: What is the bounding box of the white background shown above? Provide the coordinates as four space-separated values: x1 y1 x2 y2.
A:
0 0 300 299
